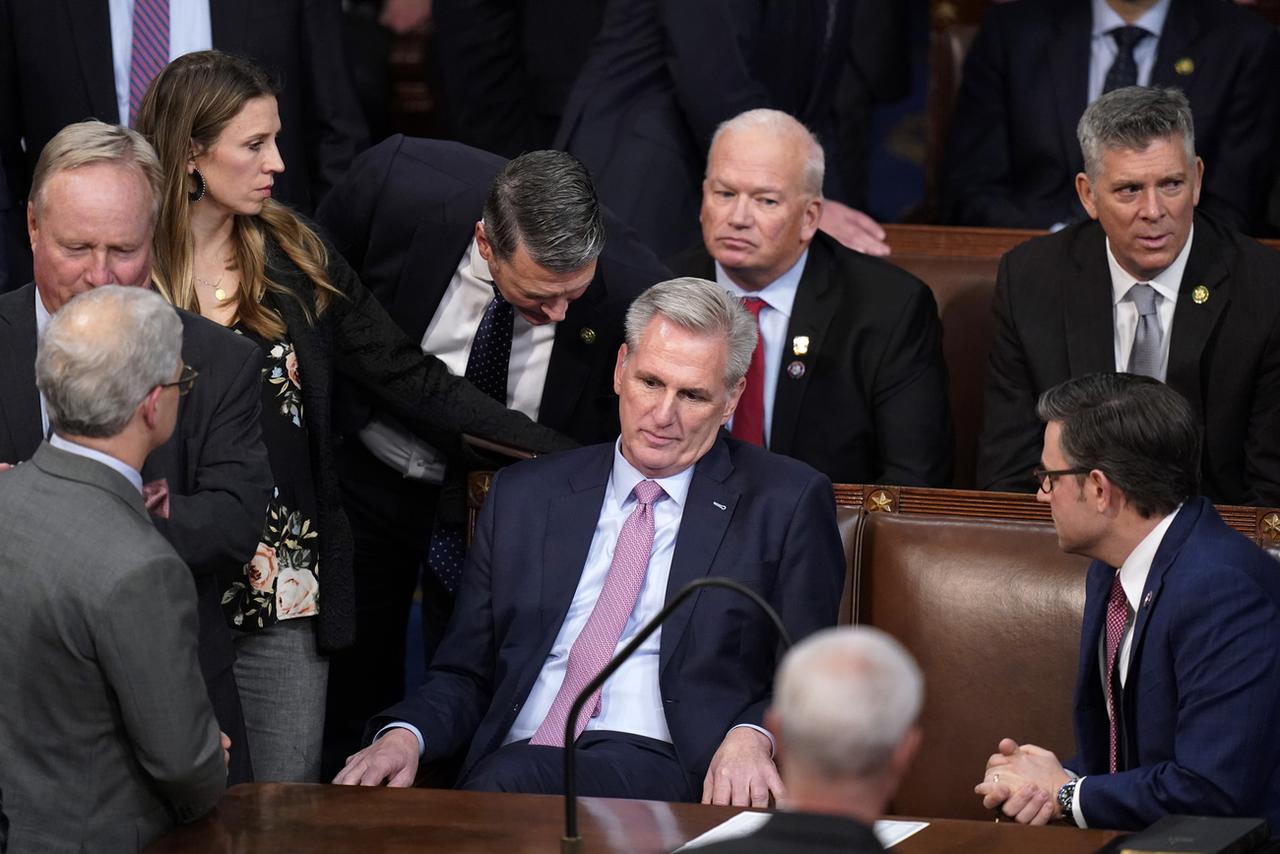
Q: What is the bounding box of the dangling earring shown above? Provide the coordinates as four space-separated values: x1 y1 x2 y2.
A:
188 168 206 203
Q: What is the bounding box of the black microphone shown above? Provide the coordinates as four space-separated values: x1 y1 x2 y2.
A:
558 576 793 853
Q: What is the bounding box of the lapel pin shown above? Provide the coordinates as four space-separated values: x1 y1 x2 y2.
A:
712 500 727 511
787 360 806 379
579 327 597 344
1142 591 1154 608
1174 57 1194 76
792 335 809 356
1192 285 1209 305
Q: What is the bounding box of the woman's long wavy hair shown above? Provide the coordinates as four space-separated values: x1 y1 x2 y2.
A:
135 50 339 339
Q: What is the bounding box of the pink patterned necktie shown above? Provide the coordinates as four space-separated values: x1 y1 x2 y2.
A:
1104 571 1130 773
128 0 170 125
529 480 665 747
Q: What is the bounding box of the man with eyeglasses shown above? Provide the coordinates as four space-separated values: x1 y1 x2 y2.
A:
0 286 228 850
0 121 271 784
974 372 1280 831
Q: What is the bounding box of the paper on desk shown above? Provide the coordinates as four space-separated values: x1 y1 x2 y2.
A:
676 811 929 849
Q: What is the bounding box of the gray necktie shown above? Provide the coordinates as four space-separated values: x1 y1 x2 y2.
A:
1127 283 1163 378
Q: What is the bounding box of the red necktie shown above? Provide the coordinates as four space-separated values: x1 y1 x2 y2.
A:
142 478 170 520
529 480 664 746
1104 572 1129 772
128 0 170 125
731 297 767 446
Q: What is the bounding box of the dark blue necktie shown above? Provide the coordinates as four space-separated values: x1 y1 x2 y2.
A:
426 284 514 593
1103 26 1149 93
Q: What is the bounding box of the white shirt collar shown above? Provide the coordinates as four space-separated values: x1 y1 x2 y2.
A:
610 438 694 510
33 286 52 333
1117 504 1182 608
48 433 145 495
713 248 808 319
1091 0 1171 39
1108 224 1193 308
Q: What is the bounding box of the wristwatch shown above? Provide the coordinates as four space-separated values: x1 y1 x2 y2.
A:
1056 778 1080 826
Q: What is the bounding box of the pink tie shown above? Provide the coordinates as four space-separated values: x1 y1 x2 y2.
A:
1104 571 1129 773
529 480 665 747
128 0 170 125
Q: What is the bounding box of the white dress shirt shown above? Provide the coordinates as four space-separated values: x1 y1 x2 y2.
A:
108 0 213 127
1107 226 1192 382
34 288 51 439
1087 0 1171 105
49 433 145 495
715 250 807 447
357 237 556 482
1072 505 1181 828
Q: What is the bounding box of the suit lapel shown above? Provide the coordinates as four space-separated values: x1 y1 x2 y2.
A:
771 242 834 456
660 440 739 675
1064 225 1118 377
1047 3 1092 172
1075 560 1115 770
1150 0 1200 88
538 450 613 638
540 276 608 429
210 0 252 52
1166 219 1228 422
68 0 118 121
0 285 45 460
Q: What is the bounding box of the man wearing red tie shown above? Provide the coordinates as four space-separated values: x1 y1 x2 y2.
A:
975 373 1280 830
671 109 952 486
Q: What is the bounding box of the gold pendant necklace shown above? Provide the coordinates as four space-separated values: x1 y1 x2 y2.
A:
196 274 228 302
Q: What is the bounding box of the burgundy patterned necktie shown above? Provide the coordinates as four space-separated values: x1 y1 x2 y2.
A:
1104 571 1130 773
528 480 665 746
731 297 767 446
129 0 170 125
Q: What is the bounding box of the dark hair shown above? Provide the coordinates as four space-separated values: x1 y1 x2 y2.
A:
481 150 605 272
1037 373 1201 517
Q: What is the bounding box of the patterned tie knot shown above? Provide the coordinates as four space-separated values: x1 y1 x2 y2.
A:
489 283 509 306
1110 25 1149 53
1128 283 1160 317
740 296 767 318
632 479 665 507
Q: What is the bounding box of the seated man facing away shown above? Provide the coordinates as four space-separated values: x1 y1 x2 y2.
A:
976 373 1280 830
976 86 1280 506
0 286 227 851
695 626 923 853
335 276 847 805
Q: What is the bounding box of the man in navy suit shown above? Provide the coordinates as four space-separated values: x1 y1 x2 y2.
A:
333 276 846 804
943 0 1280 233
975 373 1280 830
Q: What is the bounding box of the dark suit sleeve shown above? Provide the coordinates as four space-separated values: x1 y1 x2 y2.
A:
152 338 272 576
324 251 577 455
1080 568 1280 828
734 470 845 729
975 252 1043 492
1242 295 1280 505
297 0 370 206
97 552 226 822
941 16 1032 228
870 283 954 486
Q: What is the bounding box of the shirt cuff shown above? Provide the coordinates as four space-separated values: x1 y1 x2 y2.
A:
1071 775 1089 828
375 722 425 757
730 723 776 758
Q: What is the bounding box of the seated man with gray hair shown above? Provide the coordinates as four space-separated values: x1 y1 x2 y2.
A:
335 276 846 807
976 86 1280 505
694 626 923 853
0 286 226 851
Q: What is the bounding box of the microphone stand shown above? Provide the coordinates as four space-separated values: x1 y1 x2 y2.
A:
559 576 793 853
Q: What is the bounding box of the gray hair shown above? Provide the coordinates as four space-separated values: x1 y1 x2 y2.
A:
1037 373 1201 518
1077 86 1197 181
774 626 923 778
481 150 605 273
624 277 757 388
36 286 183 438
709 108 825 196
30 120 163 219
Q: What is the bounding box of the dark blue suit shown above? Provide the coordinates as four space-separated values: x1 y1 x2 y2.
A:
1068 498 1280 830
371 437 846 797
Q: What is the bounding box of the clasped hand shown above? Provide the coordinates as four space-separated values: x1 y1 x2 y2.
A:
974 738 1072 825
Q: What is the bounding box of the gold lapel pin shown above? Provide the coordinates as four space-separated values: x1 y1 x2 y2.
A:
1174 57 1195 76
792 335 810 356
1192 285 1209 305
579 327 597 344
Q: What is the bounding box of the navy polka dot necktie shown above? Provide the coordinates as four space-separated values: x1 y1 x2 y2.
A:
1103 26 1149 93
463 284 515 403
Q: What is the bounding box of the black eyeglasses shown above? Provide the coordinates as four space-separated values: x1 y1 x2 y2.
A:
1032 467 1091 494
158 364 199 396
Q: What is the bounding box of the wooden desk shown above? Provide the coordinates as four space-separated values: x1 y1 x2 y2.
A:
145 784 1125 853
